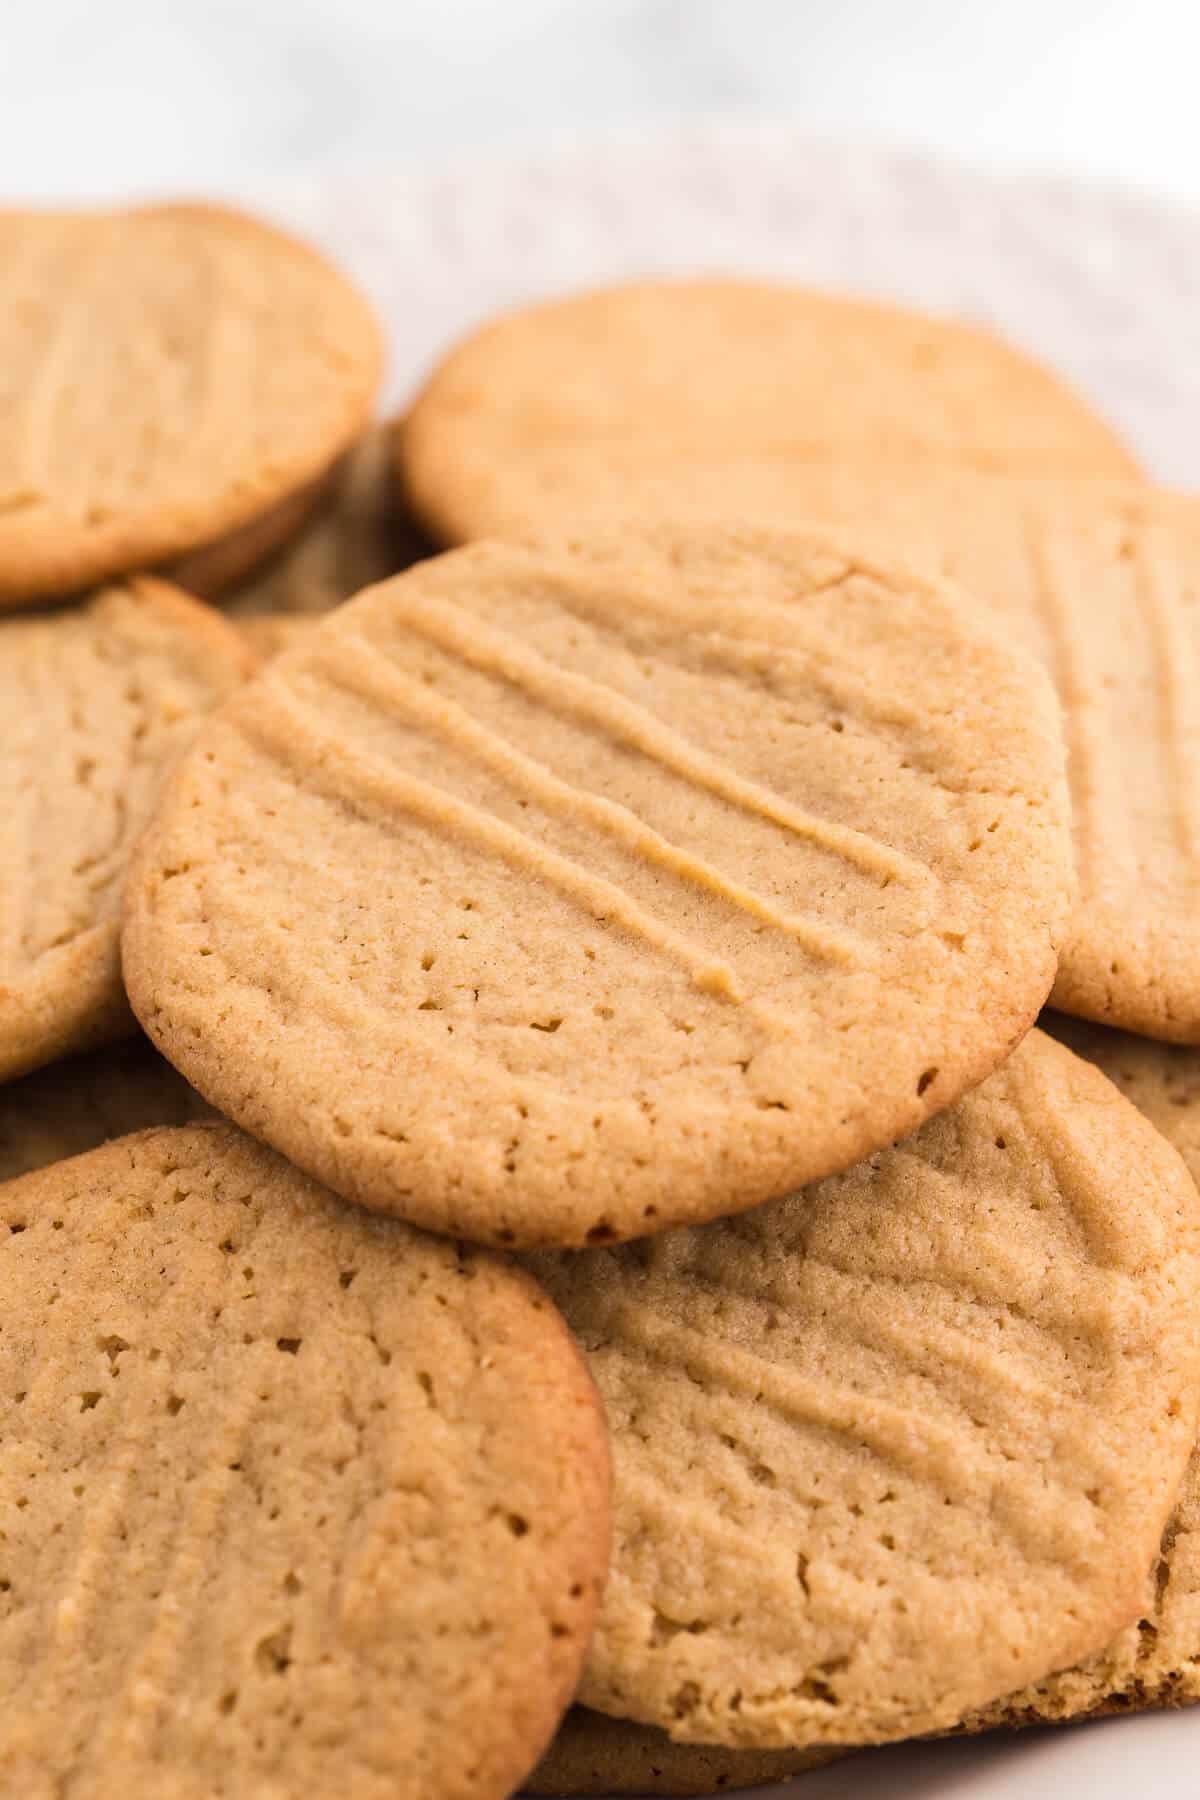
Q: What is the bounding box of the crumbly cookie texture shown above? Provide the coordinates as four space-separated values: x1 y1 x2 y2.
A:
0 1037 211 1183
0 202 382 606
0 578 255 1084
395 279 1138 545
524 1032 1200 1750
123 525 1072 1248
961 1014 1200 1727
501 466 1197 1042
0 1124 611 1800
526 1707 841 1794
220 426 427 619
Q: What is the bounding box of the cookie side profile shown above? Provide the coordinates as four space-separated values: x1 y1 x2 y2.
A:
0 203 383 606
0 1037 211 1183
0 578 254 1084
524 1032 1200 1749
0 1124 611 1800
163 468 335 599
526 1708 841 1795
220 426 426 619
396 280 1138 545
123 525 1072 1247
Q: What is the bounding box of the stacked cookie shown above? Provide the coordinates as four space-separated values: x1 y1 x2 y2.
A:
4 212 1200 1800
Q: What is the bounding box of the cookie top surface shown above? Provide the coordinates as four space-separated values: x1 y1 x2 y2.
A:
0 1124 610 1800
961 1014 1200 1726
1047 1015 1200 1174
396 280 1138 545
123 525 1072 1248
0 578 254 1083
0 203 383 604
773 473 1200 1042
221 426 424 620
479 464 1200 1043
526 1708 838 1796
0 1038 211 1184
524 1030 1200 1749
966 1439 1200 1728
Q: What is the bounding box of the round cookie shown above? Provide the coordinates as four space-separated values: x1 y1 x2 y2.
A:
395 280 1138 546
0 202 383 607
1 577 254 1084
527 1708 840 1795
959 1013 1200 1728
523 1030 1200 1750
122 525 1072 1248
0 1123 611 1800
220 426 429 620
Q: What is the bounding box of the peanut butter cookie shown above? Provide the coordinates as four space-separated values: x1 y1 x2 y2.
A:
0 202 382 606
962 1015 1200 1727
396 281 1137 546
1 578 253 1083
123 526 1071 1247
0 1124 610 1799
525 1032 1200 1749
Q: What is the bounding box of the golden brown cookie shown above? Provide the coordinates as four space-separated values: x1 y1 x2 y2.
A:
527 1708 840 1795
0 1037 211 1183
767 472 1200 1042
1 577 254 1084
0 1123 611 1800
523 1031 1200 1751
960 1013 1200 1726
395 281 1138 545
123 525 1072 1248
0 202 383 607
220 426 428 619
475 464 1200 1042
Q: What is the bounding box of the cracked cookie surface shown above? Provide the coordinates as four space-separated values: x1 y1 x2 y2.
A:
510 467 1198 1043
459 466 1200 1041
124 525 1071 1247
958 1015 1200 1728
0 1123 610 1800
525 1032 1200 1750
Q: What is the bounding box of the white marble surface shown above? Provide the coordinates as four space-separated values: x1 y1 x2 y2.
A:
4 0 1200 207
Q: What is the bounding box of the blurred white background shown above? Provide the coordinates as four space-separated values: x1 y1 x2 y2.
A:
4 0 1200 206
